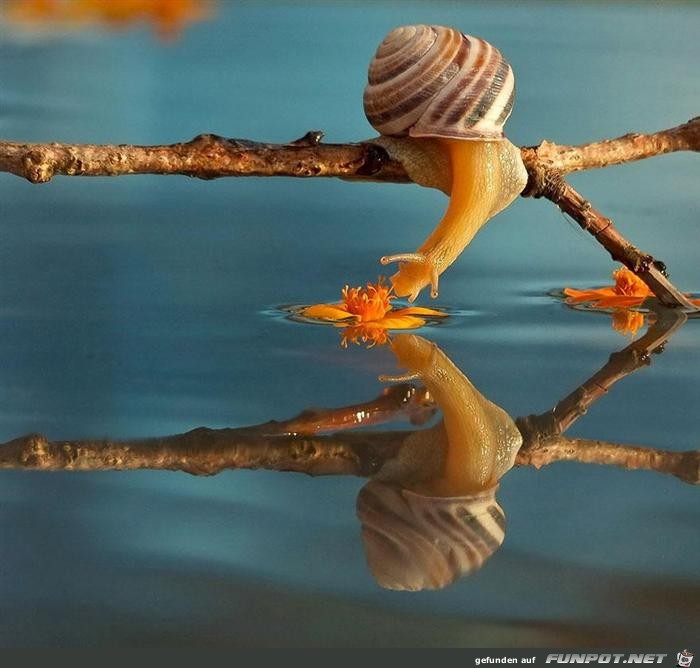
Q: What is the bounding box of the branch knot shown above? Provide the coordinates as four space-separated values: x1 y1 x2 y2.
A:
23 150 55 183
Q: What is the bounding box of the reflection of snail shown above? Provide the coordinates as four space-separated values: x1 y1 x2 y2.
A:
382 334 522 496
357 334 522 590
364 25 527 301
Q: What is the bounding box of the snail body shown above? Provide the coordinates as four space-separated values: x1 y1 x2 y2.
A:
364 25 527 301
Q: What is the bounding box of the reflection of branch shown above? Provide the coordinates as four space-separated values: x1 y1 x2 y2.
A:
0 312 695 484
0 429 408 477
517 309 688 439
1 120 698 308
513 309 700 483
516 437 699 485
2 426 696 485
250 383 435 436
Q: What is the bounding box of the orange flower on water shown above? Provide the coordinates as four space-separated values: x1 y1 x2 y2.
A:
564 266 654 309
563 266 700 337
300 279 447 347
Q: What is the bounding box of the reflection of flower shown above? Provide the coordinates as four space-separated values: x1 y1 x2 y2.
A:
300 279 446 347
564 266 700 337
6 0 211 41
611 309 646 337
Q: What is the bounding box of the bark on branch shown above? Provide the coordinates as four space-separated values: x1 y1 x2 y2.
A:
520 117 700 175
0 131 410 184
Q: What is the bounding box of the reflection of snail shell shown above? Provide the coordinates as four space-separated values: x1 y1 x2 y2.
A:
357 480 505 591
364 24 515 141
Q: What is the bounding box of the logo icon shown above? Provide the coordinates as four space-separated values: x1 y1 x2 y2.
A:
677 651 693 668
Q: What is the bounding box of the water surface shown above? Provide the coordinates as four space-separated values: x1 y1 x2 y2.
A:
0 0 698 647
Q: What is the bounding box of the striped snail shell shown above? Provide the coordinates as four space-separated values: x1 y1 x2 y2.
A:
357 480 506 591
364 24 515 141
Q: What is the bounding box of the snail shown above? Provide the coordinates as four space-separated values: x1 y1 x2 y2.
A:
364 25 527 301
356 334 522 590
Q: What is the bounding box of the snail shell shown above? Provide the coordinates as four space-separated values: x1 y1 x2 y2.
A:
364 24 515 141
357 480 505 591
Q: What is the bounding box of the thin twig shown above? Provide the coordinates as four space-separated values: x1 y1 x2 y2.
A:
250 383 435 436
514 308 699 485
548 309 687 434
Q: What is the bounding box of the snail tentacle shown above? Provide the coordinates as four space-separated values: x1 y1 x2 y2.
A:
378 370 422 383
380 252 427 265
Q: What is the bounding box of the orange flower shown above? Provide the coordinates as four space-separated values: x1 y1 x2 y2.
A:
299 279 447 347
563 266 654 309
563 266 699 337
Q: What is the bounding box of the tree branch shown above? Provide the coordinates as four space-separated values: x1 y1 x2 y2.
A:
1 119 698 309
0 132 410 185
2 119 697 183
520 117 700 175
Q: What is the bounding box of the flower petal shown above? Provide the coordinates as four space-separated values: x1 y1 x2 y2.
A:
393 306 447 318
563 287 617 303
377 315 426 330
300 304 354 322
593 296 647 309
